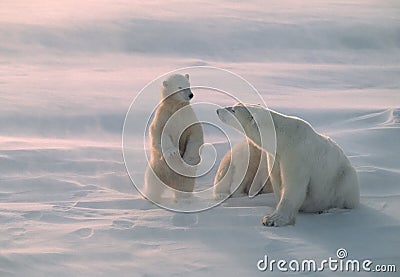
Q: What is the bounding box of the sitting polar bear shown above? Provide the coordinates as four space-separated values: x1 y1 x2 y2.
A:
217 103 360 226
144 74 203 202
214 139 273 199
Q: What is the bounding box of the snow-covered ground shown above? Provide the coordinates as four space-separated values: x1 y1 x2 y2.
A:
1 0 399 276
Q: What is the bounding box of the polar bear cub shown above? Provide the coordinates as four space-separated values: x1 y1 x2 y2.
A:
144 74 204 202
217 103 359 226
214 139 273 199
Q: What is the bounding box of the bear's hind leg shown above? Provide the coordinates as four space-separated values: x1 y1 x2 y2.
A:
144 166 165 203
338 166 360 209
213 157 235 200
173 174 195 202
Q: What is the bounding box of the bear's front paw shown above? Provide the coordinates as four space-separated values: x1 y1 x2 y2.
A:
262 212 293 227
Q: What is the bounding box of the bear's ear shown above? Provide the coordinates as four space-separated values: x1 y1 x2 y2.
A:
185 74 190 80
163 80 168 88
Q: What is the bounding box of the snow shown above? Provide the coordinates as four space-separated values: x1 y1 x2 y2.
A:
1 0 399 275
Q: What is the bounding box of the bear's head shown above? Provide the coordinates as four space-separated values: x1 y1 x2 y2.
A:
161 74 193 103
217 103 255 132
217 103 275 151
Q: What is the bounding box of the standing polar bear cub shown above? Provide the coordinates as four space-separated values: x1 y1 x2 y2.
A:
217 103 359 227
144 74 203 202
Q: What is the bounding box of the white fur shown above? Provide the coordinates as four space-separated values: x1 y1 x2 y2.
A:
217 103 360 226
213 140 272 199
144 74 204 202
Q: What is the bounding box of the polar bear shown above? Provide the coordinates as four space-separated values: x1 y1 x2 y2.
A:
213 139 273 199
217 103 359 226
144 74 204 202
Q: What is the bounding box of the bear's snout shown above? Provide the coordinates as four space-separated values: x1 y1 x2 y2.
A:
189 93 194 99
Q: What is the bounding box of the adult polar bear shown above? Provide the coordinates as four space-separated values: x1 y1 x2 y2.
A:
217 103 359 227
144 74 203 202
